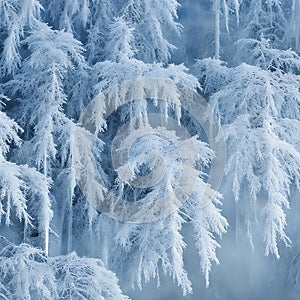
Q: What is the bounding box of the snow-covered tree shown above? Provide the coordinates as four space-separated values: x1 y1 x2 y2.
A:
234 37 300 73
45 0 116 63
1 0 300 298
46 0 89 33
120 0 181 63
3 22 84 174
70 18 229 293
0 237 129 299
211 0 240 59
51 252 129 300
85 0 116 63
0 240 57 299
3 22 87 256
0 95 52 254
0 0 42 74
240 0 286 46
194 58 300 257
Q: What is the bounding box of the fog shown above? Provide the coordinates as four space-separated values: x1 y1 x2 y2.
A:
128 189 300 299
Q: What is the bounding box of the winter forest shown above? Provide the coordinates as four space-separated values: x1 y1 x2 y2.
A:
0 0 300 299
